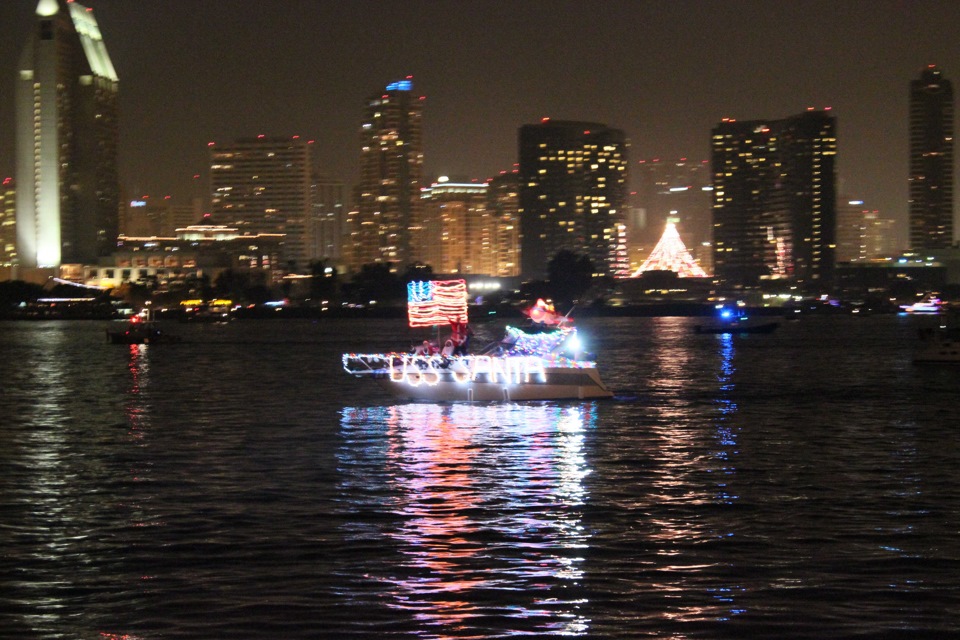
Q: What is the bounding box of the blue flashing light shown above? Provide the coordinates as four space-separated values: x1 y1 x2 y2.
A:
720 309 733 319
386 80 412 91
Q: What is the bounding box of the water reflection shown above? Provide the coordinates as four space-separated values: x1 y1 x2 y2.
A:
125 344 150 439
339 403 596 636
638 327 746 625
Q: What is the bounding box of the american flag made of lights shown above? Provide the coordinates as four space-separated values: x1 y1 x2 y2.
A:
407 280 468 327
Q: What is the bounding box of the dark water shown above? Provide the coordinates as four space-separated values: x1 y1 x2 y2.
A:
1 315 959 639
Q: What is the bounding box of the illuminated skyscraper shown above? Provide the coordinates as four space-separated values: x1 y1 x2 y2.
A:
346 78 424 271
1 178 17 267
16 0 119 269
836 198 868 263
312 176 345 261
418 179 493 274
487 171 521 277
711 110 837 286
210 136 315 269
518 120 628 279
909 65 954 249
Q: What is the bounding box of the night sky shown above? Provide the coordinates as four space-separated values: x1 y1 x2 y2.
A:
3 0 960 243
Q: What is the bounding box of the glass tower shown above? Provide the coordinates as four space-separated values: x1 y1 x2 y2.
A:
909 65 954 250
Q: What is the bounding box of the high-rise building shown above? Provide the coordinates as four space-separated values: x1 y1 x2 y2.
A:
909 65 954 249
418 179 493 274
345 78 424 272
312 176 345 261
487 171 521 277
210 136 315 269
16 0 119 269
1 178 17 267
863 210 899 259
518 120 628 279
836 198 868 263
711 110 837 286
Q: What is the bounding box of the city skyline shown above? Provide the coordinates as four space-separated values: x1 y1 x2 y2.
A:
2 0 960 248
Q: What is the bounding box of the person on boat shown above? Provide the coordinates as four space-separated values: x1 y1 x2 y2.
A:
441 339 455 356
413 340 435 355
450 320 473 355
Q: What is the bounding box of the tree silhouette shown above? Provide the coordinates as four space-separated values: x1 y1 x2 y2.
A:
547 250 594 309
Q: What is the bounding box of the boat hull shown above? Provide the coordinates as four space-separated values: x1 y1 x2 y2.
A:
372 366 613 401
106 327 181 344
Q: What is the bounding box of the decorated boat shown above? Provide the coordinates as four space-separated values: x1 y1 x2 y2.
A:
900 294 947 314
342 281 613 402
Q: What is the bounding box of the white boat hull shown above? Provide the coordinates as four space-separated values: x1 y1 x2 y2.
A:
372 366 613 401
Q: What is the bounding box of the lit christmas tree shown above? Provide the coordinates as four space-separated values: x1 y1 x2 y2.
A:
631 220 708 278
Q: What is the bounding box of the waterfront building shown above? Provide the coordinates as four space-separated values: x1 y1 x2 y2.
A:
518 119 629 279
909 65 955 249
312 176 345 261
345 77 424 272
711 110 837 287
15 0 119 270
1 178 16 267
81 225 284 289
487 171 521 277
210 136 315 270
418 179 494 274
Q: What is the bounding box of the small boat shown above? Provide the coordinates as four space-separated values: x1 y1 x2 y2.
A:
914 316 960 363
694 307 780 334
900 294 946 314
107 312 181 345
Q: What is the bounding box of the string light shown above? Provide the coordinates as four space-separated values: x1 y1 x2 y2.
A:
407 280 468 327
632 221 707 278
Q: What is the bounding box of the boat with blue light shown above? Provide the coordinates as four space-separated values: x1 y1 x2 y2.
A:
694 306 780 335
342 283 613 401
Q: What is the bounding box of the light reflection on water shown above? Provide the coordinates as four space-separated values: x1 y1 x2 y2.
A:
339 403 596 637
3 317 959 639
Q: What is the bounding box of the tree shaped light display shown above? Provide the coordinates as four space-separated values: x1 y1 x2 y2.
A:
631 221 708 278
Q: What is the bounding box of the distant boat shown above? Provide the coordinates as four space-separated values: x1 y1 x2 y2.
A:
694 306 780 335
900 294 946 314
106 312 180 345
